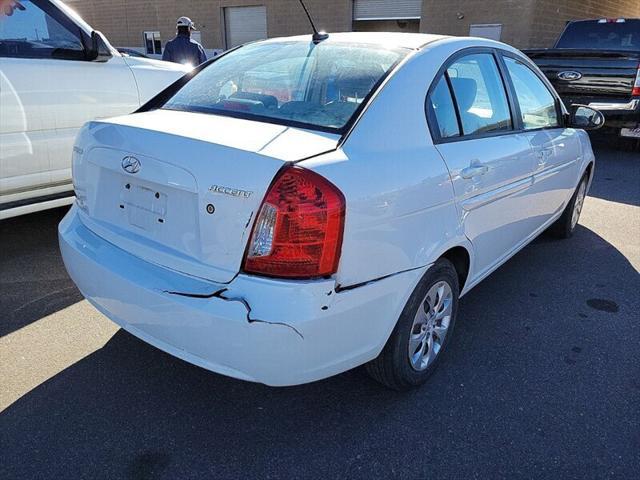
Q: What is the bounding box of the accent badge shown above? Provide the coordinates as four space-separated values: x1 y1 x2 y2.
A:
209 185 253 198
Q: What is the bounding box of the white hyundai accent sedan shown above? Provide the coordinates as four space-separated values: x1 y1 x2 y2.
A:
59 33 601 390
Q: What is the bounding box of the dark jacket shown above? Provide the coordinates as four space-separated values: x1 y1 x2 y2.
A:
162 33 207 65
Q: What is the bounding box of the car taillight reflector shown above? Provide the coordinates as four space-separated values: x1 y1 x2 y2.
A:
633 64 640 96
243 166 345 279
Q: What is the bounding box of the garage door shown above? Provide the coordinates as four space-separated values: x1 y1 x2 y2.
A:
224 6 267 49
353 0 422 20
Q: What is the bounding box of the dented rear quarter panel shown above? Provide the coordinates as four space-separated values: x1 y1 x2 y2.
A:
300 46 473 288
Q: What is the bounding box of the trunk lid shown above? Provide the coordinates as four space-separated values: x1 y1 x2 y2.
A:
525 49 640 98
75 109 339 283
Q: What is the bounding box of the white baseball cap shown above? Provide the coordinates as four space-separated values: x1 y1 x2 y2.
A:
176 16 195 29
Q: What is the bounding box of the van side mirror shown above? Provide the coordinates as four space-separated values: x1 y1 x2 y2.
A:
86 30 112 62
568 105 605 130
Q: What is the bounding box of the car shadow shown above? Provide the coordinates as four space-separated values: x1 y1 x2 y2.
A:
2 223 639 479
587 142 640 207
0 206 82 337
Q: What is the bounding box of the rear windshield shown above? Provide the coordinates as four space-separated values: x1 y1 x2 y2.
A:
556 20 640 51
162 41 407 133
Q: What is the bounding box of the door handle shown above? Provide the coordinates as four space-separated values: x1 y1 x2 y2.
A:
461 165 489 179
537 149 552 166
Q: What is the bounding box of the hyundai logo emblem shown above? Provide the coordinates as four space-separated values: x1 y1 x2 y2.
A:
557 70 582 81
121 156 141 174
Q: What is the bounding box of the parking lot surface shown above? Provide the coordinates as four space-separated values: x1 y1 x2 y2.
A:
1 145 638 479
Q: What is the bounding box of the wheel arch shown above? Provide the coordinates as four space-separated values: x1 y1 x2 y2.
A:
440 245 471 293
585 160 595 185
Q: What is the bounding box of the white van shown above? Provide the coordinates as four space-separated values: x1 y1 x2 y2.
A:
0 0 189 219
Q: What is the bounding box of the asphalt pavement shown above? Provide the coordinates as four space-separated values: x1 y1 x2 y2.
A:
1 144 638 479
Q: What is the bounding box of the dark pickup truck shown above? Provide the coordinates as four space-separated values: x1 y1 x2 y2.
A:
524 18 640 142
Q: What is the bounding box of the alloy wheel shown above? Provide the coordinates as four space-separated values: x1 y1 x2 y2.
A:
571 179 587 229
408 281 453 371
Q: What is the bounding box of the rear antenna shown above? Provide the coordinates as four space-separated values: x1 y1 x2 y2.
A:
297 0 329 43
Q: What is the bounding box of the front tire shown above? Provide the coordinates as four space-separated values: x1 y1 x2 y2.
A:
548 173 589 239
365 259 459 391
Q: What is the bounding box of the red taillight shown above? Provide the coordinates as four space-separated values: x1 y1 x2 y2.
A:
242 166 345 279
632 63 640 96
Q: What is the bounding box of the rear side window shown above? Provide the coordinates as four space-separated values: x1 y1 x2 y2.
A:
446 53 512 136
504 57 559 130
429 76 460 138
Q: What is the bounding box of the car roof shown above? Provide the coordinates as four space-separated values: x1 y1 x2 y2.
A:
260 32 450 50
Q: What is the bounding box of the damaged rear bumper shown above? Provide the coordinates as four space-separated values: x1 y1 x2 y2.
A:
59 206 425 386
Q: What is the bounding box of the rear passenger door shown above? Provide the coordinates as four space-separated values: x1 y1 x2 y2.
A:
500 54 581 224
427 50 538 279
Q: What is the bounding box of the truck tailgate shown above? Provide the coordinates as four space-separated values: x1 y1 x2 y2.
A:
525 49 640 98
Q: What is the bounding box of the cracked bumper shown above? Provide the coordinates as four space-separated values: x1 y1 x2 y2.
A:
59 206 425 386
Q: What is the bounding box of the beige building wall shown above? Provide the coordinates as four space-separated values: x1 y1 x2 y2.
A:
65 0 640 52
419 0 536 48
65 0 351 51
419 0 640 49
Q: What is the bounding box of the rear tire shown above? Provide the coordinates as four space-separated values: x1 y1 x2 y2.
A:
365 259 459 391
548 173 589 239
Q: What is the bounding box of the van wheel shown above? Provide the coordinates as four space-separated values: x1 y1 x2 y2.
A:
365 259 459 391
548 173 588 239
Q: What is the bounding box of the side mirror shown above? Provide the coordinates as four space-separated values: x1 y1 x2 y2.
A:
86 30 112 62
568 104 605 131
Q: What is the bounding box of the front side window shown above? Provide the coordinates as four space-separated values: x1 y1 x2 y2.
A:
162 41 407 132
0 0 84 59
446 53 512 136
504 56 559 130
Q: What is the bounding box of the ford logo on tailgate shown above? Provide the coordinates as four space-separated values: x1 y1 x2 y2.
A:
557 71 582 81
121 156 141 174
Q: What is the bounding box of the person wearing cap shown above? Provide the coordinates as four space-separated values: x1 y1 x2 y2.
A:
162 16 207 66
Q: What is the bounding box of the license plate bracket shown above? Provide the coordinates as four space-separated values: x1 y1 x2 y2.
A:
121 183 168 230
